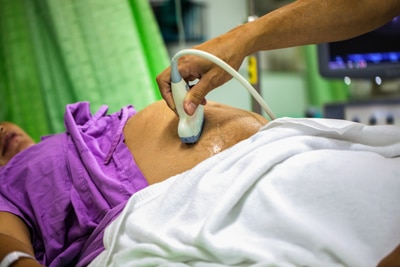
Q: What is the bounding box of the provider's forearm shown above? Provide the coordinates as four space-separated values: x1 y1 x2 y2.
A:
0 234 42 267
235 0 400 56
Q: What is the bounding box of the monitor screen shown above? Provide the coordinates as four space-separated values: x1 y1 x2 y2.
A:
317 16 400 80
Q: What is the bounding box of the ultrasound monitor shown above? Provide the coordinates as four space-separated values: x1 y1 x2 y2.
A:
317 16 400 80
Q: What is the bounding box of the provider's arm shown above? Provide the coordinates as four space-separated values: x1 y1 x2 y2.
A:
0 212 42 267
157 0 400 115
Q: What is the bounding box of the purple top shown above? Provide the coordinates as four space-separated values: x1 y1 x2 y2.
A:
0 102 148 266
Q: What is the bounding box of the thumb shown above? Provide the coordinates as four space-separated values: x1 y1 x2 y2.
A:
183 81 210 115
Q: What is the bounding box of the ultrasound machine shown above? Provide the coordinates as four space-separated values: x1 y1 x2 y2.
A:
318 16 400 126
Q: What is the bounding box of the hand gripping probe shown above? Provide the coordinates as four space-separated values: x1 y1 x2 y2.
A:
170 49 276 144
171 59 204 144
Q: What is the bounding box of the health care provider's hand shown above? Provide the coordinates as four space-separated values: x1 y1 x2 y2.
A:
156 29 247 116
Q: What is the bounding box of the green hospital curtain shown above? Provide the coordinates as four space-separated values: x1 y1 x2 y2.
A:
0 0 169 141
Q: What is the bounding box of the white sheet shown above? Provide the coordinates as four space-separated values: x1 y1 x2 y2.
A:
90 118 400 267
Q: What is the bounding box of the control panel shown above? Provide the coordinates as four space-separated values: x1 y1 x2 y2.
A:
324 98 400 126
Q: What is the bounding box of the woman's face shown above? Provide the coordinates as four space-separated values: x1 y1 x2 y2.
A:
0 122 35 166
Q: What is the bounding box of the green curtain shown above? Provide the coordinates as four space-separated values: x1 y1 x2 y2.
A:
303 45 350 110
0 0 169 141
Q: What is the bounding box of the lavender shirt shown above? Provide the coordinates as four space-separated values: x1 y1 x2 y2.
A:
0 102 148 266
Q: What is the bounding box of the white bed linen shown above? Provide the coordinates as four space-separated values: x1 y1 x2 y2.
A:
90 118 400 267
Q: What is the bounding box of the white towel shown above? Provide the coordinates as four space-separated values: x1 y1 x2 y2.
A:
90 118 400 267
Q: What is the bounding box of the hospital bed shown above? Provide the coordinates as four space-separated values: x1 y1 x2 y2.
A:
88 117 400 267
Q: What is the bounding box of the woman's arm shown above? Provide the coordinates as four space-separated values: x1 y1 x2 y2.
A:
0 212 42 267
